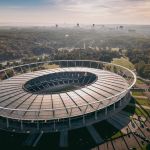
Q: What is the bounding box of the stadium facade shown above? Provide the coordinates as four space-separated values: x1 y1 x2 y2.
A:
0 60 136 133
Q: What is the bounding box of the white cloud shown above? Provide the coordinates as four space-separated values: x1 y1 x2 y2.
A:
0 0 150 25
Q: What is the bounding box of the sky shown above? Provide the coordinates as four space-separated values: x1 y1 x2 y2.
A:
0 0 150 26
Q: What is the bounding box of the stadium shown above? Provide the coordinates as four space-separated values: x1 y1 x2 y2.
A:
0 60 136 134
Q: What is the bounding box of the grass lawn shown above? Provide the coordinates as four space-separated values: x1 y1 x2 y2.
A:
112 57 135 70
136 98 150 106
136 79 144 84
111 131 122 139
130 96 150 107
123 104 148 118
132 91 144 96
140 143 150 150
135 107 148 118
130 92 150 107
145 109 150 116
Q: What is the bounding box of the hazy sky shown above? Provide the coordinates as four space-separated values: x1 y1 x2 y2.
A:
0 0 150 26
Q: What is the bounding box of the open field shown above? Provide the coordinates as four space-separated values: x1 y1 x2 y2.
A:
131 91 150 107
132 91 144 96
136 79 145 84
112 57 135 70
136 98 150 106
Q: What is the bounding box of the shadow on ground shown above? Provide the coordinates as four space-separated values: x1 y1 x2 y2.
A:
0 98 136 150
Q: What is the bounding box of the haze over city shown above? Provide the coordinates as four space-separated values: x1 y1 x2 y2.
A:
0 0 150 26
0 0 150 150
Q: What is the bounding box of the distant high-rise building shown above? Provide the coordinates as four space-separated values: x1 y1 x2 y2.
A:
83 42 86 50
119 25 124 29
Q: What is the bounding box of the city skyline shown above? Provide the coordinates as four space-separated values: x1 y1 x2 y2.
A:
0 0 150 26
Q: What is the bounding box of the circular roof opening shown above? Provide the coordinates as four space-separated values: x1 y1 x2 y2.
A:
24 71 97 94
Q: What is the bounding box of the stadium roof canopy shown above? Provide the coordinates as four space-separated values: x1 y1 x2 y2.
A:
0 67 129 121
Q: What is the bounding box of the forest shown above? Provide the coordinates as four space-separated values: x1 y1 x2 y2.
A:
0 25 150 79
